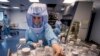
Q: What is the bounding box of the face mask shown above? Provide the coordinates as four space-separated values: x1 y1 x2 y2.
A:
30 26 44 34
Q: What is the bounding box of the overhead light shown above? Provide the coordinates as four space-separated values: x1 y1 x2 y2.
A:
63 0 77 3
29 0 39 2
12 7 20 9
2 6 8 9
0 6 9 9
61 8 65 11
0 0 9 2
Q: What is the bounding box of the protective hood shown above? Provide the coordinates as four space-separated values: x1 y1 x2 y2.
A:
56 13 62 20
26 3 48 34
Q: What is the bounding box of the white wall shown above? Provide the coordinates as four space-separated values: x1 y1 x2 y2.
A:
90 1 100 44
72 1 93 40
90 9 100 44
9 10 28 29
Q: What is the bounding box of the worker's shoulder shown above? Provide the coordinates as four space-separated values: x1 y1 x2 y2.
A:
44 23 51 27
25 28 32 33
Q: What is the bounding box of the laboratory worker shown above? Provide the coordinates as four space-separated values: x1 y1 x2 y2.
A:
54 13 62 36
3 15 10 36
26 3 63 56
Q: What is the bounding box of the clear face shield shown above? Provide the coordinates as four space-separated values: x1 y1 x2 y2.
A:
27 3 48 34
31 16 44 34
32 16 42 27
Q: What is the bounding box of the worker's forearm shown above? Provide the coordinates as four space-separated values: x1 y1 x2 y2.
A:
27 41 38 47
27 41 33 46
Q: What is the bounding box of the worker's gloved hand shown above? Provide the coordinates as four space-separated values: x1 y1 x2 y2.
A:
52 44 64 56
32 43 39 48
38 40 43 47
33 40 43 47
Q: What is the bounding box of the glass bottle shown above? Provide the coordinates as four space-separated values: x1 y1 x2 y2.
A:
35 40 44 56
44 46 54 56
17 38 29 56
